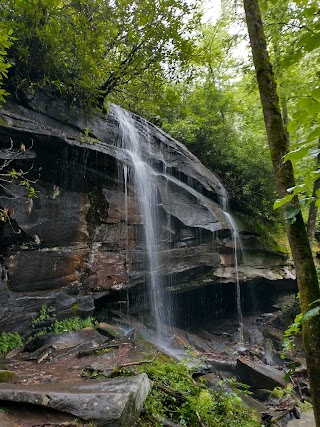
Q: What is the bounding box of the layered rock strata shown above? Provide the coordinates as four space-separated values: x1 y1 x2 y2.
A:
0 92 295 333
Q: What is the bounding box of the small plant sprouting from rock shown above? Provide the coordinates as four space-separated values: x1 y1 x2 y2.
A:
271 384 294 399
30 304 98 339
51 316 98 335
0 139 39 223
31 304 53 326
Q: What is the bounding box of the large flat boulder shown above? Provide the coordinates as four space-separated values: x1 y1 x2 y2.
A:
236 357 287 390
0 373 151 426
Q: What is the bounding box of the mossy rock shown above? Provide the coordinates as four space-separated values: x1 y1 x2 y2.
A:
0 370 17 383
96 322 125 339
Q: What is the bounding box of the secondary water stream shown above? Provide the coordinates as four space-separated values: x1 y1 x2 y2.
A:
220 193 244 345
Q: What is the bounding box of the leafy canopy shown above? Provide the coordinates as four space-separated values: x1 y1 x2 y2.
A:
0 0 201 109
0 27 13 103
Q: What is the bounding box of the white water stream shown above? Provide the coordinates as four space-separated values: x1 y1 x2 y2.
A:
111 105 171 337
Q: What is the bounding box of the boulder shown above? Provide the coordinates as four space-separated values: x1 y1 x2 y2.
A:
236 357 287 390
0 373 151 426
25 328 108 362
96 322 126 339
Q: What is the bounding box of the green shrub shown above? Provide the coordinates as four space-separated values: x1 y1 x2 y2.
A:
0 331 23 356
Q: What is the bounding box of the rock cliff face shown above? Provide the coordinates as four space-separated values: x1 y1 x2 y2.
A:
0 92 295 333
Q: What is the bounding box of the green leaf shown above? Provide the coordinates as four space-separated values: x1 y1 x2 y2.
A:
305 34 320 52
307 126 320 142
311 88 320 101
299 197 313 207
286 184 306 195
302 306 320 322
285 207 300 221
305 4 319 16
281 50 303 68
273 193 294 209
297 97 320 114
283 146 309 162
287 120 298 133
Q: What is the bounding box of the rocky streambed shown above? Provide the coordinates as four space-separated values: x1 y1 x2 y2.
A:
0 300 313 427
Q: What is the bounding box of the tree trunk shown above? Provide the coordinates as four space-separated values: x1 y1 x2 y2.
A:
242 1 320 425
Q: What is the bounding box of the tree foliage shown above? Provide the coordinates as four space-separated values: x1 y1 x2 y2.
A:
0 0 200 109
258 0 320 235
243 0 320 424
160 17 278 220
0 27 13 103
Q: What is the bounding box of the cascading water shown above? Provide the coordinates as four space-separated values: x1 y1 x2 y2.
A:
111 104 245 347
220 192 244 344
111 104 171 337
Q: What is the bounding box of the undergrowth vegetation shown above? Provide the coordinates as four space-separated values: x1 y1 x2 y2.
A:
31 304 98 338
0 331 23 356
110 355 261 427
0 306 98 357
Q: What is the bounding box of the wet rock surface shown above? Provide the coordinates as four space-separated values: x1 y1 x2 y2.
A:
0 302 312 427
0 93 296 333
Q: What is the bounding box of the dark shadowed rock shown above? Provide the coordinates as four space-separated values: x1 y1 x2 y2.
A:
0 373 151 426
24 328 108 358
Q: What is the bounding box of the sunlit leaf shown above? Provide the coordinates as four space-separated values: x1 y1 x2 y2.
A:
281 50 303 68
312 88 320 101
297 97 320 114
287 120 298 133
305 34 320 52
307 127 320 142
287 184 306 195
273 193 294 209
283 146 309 162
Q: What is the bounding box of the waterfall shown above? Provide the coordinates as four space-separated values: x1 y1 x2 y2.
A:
111 104 170 336
110 103 244 345
220 193 244 344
